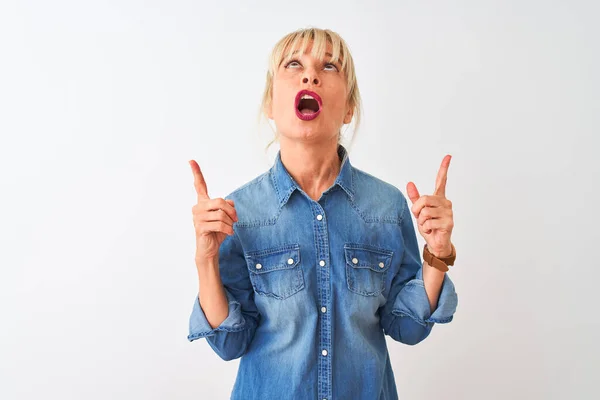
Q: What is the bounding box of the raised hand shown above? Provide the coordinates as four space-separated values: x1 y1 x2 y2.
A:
406 155 454 258
189 160 238 262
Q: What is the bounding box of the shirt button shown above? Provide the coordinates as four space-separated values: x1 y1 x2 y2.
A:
255 263 262 270
287 258 294 264
322 349 328 356
316 214 323 221
352 257 358 264
319 260 325 266
379 262 385 268
321 307 327 313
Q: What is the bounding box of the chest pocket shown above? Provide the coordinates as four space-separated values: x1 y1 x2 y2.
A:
344 244 393 297
244 244 304 300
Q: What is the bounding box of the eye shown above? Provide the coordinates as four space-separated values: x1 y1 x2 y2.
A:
324 63 339 71
285 59 301 68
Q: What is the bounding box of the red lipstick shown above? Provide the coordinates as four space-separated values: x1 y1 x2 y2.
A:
295 90 322 121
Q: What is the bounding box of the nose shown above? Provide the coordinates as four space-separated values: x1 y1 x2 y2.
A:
302 67 320 86
302 76 319 85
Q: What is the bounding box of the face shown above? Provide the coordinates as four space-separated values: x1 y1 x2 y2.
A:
267 42 354 142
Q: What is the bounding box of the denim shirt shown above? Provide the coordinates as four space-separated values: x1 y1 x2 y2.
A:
188 144 458 400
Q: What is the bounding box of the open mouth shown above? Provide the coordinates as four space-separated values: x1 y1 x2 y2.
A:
295 90 322 121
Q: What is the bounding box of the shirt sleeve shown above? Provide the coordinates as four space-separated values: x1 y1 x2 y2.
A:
187 224 260 361
379 192 458 345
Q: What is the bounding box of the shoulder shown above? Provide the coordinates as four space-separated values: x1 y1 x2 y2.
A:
351 166 409 223
223 169 280 227
353 167 406 201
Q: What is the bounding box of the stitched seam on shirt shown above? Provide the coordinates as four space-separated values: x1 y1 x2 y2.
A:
347 196 401 224
271 167 281 204
252 281 304 300
245 243 300 257
397 190 408 224
392 311 427 327
188 322 251 339
228 170 282 227
234 203 283 227
344 245 391 296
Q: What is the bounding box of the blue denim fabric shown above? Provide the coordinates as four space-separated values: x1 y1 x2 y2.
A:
188 144 458 400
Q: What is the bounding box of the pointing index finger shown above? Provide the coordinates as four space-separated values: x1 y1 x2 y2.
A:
189 160 209 200
434 155 451 198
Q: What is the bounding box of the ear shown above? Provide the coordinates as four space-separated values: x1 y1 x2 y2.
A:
343 101 354 124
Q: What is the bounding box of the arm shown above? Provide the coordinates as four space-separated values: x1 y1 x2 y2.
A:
422 244 454 313
196 256 229 330
187 228 260 361
379 196 458 345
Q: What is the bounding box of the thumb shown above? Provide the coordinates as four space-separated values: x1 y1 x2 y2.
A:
406 182 420 204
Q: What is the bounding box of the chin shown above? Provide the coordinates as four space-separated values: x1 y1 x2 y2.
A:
279 123 326 142
274 111 338 143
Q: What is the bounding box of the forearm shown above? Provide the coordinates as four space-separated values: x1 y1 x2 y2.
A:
381 243 458 344
188 251 260 361
422 245 453 313
196 256 229 329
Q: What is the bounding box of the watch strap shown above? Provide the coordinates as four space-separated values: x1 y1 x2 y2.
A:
423 243 456 272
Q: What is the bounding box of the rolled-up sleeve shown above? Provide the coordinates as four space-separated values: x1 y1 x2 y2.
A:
187 222 260 361
188 287 251 338
380 192 458 345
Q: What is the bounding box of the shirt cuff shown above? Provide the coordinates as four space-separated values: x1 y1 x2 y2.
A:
391 267 458 327
187 289 248 341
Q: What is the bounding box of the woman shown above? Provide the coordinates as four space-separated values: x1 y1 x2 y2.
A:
187 27 458 400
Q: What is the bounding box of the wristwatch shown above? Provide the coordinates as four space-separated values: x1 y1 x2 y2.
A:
423 243 456 272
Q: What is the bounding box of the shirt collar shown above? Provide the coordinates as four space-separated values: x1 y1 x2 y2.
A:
271 143 355 207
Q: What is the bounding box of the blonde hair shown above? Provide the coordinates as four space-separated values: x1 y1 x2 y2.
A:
259 27 362 151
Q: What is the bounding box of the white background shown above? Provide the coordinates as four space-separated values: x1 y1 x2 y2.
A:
1 1 598 399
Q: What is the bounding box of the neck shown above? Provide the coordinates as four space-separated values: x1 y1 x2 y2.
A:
279 137 341 201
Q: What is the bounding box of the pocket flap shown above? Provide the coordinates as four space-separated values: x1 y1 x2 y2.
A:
344 244 393 272
245 244 301 274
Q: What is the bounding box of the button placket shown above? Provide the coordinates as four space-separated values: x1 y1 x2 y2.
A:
314 205 331 400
